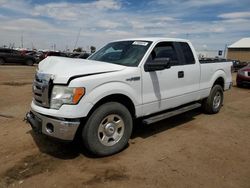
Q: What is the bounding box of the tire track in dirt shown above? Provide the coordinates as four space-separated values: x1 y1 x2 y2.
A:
0 153 60 186
0 82 32 86
0 114 14 119
83 167 129 186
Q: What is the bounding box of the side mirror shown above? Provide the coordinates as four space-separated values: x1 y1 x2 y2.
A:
144 57 171 72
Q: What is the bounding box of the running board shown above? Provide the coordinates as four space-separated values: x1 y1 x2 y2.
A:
143 103 201 125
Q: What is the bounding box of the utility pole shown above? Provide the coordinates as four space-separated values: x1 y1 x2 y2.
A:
74 28 82 50
21 32 24 48
224 44 228 59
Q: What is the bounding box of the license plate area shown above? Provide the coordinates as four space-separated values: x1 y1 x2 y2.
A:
30 112 42 133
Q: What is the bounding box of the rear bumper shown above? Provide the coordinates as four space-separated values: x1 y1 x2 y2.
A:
225 82 233 90
26 110 80 141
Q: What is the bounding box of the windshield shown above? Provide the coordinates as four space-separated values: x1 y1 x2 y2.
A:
88 40 152 67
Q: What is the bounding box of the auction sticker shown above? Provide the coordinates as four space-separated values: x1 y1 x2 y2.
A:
132 41 148 46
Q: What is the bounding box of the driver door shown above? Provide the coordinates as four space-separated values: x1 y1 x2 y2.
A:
142 41 199 116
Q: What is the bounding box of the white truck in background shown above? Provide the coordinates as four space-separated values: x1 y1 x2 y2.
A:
26 38 232 156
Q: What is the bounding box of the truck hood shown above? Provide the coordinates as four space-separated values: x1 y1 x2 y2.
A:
38 56 126 84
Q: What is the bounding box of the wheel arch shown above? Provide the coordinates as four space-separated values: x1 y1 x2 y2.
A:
75 93 136 140
213 76 225 90
210 69 226 91
87 94 136 119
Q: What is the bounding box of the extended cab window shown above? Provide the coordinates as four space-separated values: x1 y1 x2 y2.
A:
148 42 179 66
88 41 152 67
179 42 195 64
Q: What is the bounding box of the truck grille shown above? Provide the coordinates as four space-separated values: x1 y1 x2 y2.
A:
33 73 53 108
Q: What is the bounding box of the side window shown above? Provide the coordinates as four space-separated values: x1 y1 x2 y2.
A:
147 42 179 65
179 42 195 64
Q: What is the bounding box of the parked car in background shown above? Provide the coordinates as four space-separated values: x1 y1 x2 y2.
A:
67 52 82 58
77 52 90 59
38 51 68 61
36 51 47 62
67 52 91 59
236 64 250 87
0 48 36 66
24 51 41 63
232 60 248 72
45 51 67 58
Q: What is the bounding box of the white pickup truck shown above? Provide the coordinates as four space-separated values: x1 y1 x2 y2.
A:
26 38 232 156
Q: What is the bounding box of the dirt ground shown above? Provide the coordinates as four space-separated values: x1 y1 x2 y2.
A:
0 65 249 188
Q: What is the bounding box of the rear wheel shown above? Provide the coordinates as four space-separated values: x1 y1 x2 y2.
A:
0 58 5 65
82 102 133 156
26 59 34 66
202 85 223 114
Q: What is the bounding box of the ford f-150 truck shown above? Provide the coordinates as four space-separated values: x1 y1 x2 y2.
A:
26 38 232 156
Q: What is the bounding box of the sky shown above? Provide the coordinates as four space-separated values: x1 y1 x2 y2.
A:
0 0 250 52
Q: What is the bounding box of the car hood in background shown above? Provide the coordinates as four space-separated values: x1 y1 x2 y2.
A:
240 64 250 72
38 56 126 84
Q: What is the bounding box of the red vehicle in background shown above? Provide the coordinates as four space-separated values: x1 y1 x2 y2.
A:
236 64 250 87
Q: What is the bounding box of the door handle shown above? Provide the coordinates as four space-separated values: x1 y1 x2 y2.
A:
178 71 184 78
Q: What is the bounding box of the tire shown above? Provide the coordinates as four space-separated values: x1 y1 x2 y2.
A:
202 85 224 114
82 102 133 156
26 59 34 66
0 58 5 65
237 82 243 88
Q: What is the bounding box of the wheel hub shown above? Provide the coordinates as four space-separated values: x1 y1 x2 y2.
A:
213 92 221 109
98 114 125 146
104 123 116 136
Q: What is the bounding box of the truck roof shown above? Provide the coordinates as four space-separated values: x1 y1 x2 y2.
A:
113 37 190 43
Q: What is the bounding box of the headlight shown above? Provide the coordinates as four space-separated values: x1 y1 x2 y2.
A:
50 86 85 109
238 70 246 77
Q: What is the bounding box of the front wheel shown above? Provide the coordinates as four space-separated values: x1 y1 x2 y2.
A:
237 82 243 88
202 85 224 114
82 102 133 156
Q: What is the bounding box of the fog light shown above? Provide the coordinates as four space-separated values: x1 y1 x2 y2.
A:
46 123 54 133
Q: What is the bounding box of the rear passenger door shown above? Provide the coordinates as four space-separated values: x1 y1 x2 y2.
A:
176 41 200 100
142 41 200 116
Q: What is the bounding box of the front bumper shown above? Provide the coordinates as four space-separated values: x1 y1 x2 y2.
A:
26 110 80 141
236 74 250 85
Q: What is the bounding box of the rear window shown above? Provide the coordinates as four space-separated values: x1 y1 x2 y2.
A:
180 42 195 64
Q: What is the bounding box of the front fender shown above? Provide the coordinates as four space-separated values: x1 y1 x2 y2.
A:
84 81 141 107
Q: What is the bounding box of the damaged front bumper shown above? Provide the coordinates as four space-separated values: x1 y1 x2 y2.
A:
25 110 80 141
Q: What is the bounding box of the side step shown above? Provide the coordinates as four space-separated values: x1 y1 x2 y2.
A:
143 103 201 125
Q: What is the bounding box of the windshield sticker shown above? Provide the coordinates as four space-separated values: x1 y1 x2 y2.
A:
132 41 148 46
